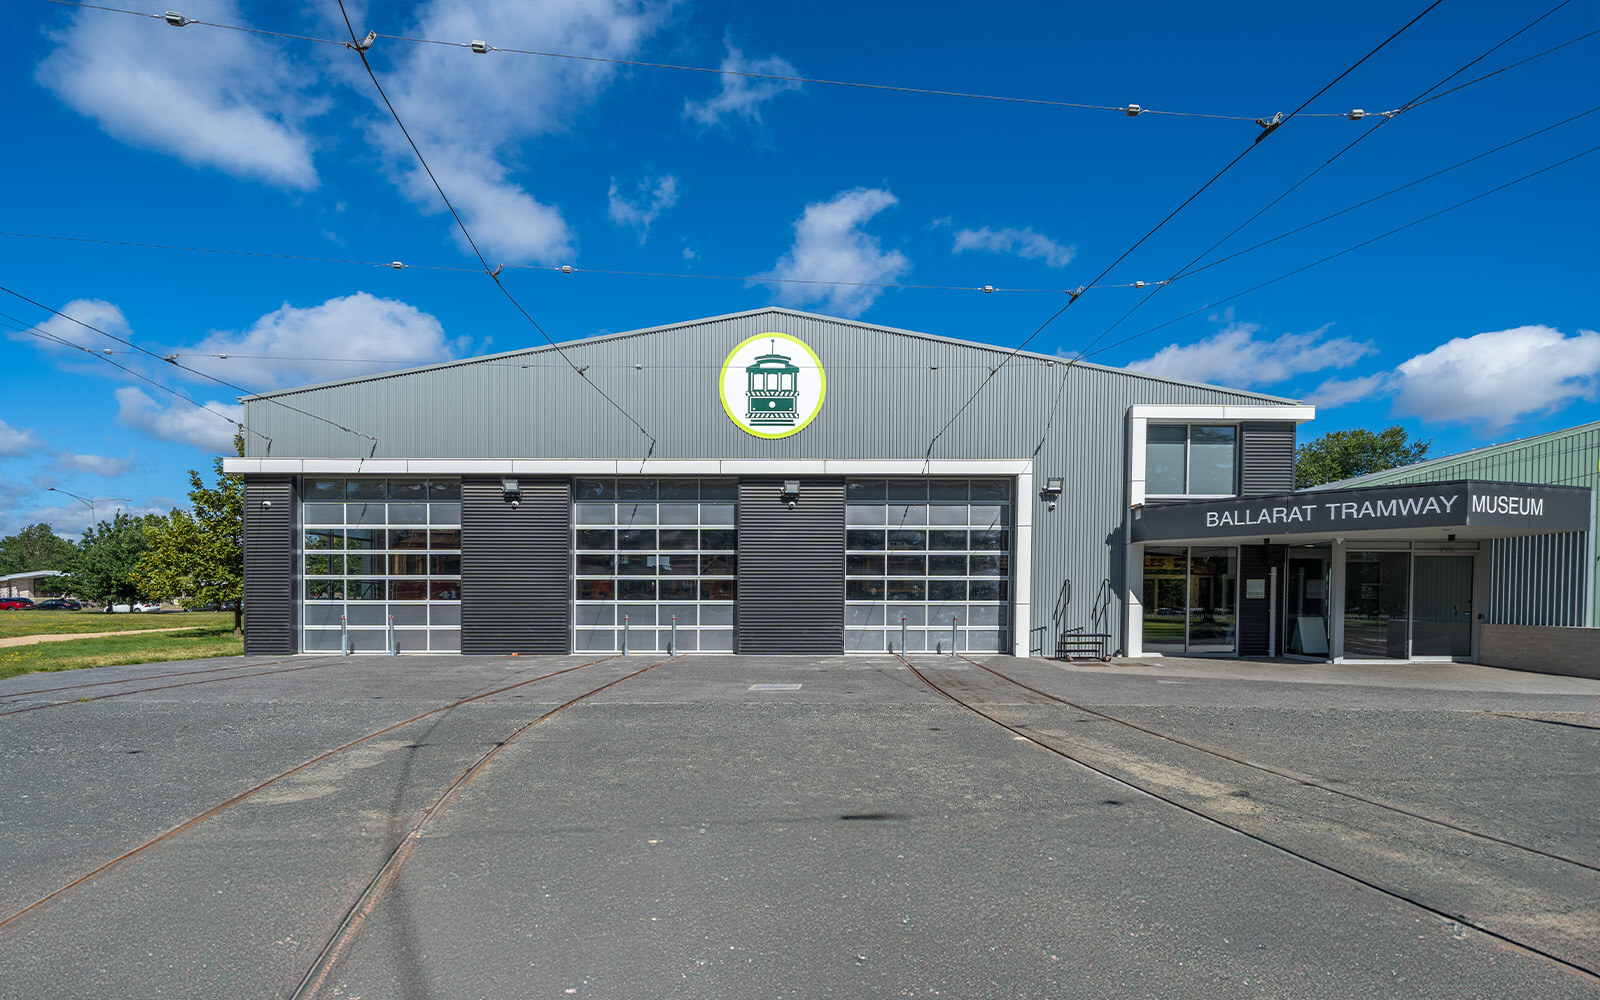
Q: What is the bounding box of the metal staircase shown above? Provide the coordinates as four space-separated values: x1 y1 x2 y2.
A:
1052 578 1114 662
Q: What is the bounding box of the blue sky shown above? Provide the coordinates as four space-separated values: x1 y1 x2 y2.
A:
2 0 1596 540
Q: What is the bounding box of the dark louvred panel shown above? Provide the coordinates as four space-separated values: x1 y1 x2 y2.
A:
243 477 296 655
1237 544 1286 656
737 478 845 654
460 478 572 654
1240 421 1297 495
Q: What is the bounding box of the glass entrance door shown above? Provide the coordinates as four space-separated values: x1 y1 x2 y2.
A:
1412 555 1473 657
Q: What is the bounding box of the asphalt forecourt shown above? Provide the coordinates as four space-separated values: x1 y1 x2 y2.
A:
0 654 1595 998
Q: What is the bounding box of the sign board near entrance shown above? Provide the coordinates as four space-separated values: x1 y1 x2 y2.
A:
1132 480 1590 542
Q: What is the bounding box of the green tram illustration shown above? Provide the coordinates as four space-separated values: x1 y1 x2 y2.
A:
745 340 802 426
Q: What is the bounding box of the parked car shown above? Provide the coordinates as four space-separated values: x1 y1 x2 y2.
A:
131 601 162 613
105 602 161 613
33 598 80 610
185 600 238 612
0 597 36 610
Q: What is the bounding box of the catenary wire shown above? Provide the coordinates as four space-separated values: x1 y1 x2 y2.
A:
12 321 275 446
40 0 1395 124
1083 142 1600 365
0 231 1165 295
335 0 655 448
0 285 375 443
1071 0 1588 361
922 0 1444 453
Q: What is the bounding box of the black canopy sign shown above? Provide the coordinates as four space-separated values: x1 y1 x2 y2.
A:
1132 480 1590 542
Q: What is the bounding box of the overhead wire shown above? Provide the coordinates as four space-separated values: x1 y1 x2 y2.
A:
0 231 1170 295
922 0 1445 454
1071 0 1587 362
11 318 275 447
39 0 1395 125
334 0 656 447
1082 142 1600 366
0 285 377 445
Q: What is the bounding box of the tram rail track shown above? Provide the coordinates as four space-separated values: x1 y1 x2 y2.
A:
0 653 622 934
954 653 1600 874
291 653 678 1000
0 654 312 700
897 652 1600 985
0 655 352 718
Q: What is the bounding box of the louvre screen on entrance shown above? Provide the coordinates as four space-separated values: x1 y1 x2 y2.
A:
573 479 737 652
844 479 1011 653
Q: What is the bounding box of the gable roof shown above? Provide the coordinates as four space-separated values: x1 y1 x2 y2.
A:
239 306 1301 405
1318 419 1600 490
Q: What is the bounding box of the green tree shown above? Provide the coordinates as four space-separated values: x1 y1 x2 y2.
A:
133 459 244 633
54 512 156 609
1296 425 1431 488
0 523 78 576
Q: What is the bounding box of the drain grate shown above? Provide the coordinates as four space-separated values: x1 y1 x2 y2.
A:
748 683 802 691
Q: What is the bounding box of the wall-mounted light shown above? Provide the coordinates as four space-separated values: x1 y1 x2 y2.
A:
781 480 800 510
261 499 273 509
502 477 520 508
1041 476 1063 511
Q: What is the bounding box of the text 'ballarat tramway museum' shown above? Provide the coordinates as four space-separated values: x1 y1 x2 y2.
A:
226 309 1592 663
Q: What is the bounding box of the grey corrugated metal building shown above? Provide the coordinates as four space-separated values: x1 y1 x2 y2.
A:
224 308 1588 664
1319 421 1600 627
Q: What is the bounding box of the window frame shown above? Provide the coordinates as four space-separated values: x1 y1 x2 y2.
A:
1143 423 1239 499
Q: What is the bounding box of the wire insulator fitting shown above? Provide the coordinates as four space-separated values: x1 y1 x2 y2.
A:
390 261 404 269
470 40 490 54
1132 280 1148 288
163 11 191 26
982 285 996 294
560 265 574 274
350 30 377 52
1066 285 1086 302
1348 108 1366 120
1124 104 1142 117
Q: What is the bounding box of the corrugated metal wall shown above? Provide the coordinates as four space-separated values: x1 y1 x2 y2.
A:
1487 533 1590 626
736 478 846 653
1330 422 1600 625
460 478 573 654
243 477 296 655
243 309 1301 654
1240 422 1296 495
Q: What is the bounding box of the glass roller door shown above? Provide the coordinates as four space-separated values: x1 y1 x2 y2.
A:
573 479 737 652
844 479 1011 653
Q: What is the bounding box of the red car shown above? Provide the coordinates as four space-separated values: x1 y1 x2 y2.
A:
0 597 36 610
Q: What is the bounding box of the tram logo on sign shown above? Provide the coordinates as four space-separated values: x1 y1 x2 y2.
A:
719 332 826 439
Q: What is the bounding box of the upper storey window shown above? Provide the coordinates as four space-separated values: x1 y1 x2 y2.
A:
1147 424 1236 497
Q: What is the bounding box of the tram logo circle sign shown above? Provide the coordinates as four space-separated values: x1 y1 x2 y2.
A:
719 332 826 439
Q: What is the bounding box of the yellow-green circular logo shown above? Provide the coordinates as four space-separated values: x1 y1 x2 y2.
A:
719 332 826 439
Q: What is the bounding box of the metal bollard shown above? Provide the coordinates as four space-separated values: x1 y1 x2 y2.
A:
340 614 350 657
670 615 677 656
622 614 630 656
900 616 908 655
950 615 959 655
388 614 397 656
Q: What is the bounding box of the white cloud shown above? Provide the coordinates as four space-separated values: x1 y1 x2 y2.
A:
174 292 459 390
1126 322 1374 388
1388 325 1600 426
0 420 45 457
58 452 135 477
683 42 803 126
756 188 911 317
115 387 243 453
608 174 679 242
1307 373 1391 409
9 299 132 354
368 0 667 262
952 226 1077 268
35 2 320 189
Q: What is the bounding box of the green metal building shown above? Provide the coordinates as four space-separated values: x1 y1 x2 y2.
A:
1326 421 1600 627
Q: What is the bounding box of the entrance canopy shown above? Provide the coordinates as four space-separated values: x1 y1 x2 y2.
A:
1132 480 1590 546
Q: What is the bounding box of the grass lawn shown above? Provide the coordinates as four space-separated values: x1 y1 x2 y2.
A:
0 624 244 681
0 610 236 640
